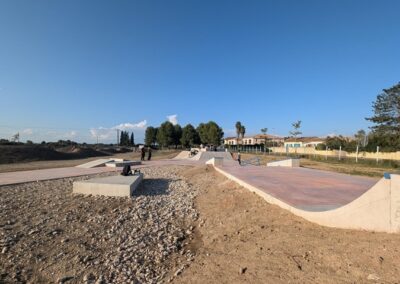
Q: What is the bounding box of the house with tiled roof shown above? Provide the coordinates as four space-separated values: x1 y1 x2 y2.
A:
224 134 284 146
284 137 325 148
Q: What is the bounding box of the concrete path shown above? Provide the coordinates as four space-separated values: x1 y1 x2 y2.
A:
0 159 198 186
0 167 118 186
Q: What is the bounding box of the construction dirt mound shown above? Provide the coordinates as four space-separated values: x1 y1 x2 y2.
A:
0 145 109 164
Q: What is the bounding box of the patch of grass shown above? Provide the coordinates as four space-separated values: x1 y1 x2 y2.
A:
240 152 399 178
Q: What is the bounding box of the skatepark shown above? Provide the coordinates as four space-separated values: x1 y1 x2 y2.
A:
2 150 400 283
1 150 399 233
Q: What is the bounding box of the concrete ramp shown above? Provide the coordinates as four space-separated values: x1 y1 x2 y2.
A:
214 163 400 233
192 151 234 162
173 151 234 162
76 159 116 168
173 151 191 160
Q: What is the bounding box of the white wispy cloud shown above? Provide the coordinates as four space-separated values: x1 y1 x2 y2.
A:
167 114 178 125
113 120 147 130
22 128 33 135
64 130 77 139
90 127 114 140
89 120 147 141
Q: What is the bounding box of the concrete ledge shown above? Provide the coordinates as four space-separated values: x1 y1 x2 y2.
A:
75 159 116 168
73 174 143 197
205 157 224 166
105 160 142 168
267 158 300 167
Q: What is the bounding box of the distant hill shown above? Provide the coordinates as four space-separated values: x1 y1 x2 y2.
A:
0 145 111 164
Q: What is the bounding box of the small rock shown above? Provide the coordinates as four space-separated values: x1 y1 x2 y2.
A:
367 274 380 281
174 267 184 276
240 267 247 274
83 273 95 282
28 229 38 235
58 276 74 283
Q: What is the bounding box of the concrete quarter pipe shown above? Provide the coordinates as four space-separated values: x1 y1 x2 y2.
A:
213 163 400 233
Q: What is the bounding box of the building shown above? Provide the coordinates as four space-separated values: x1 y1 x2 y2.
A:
224 134 284 146
284 137 325 148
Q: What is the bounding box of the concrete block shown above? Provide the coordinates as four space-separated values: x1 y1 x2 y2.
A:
267 158 300 167
73 173 143 197
205 157 224 166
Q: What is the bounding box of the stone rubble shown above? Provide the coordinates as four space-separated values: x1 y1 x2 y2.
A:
0 166 199 283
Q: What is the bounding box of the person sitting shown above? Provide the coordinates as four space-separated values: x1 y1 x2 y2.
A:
121 165 132 176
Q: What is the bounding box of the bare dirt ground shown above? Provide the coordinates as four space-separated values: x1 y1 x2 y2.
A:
177 166 400 284
0 150 179 173
1 165 400 283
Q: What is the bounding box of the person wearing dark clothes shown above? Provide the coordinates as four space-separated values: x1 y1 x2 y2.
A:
141 147 146 161
237 151 241 165
147 148 152 161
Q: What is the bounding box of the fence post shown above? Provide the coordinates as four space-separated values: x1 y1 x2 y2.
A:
376 146 380 164
325 146 328 160
356 145 359 163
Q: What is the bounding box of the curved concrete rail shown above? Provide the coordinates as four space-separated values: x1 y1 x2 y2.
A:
214 165 400 233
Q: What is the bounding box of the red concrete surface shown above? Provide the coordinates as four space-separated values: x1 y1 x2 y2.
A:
218 163 379 210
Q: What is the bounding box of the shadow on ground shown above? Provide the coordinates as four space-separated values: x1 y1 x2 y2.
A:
133 178 172 196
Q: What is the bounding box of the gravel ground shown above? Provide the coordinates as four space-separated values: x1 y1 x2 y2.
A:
0 166 198 283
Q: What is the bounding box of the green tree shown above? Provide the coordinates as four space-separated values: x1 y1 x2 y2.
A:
11 133 19 143
354 129 366 147
365 82 400 152
130 132 135 146
240 125 246 139
157 121 175 147
173 124 182 148
366 82 400 135
197 121 224 146
119 131 131 146
261 128 268 151
180 124 200 148
145 127 158 146
290 120 302 140
235 121 242 147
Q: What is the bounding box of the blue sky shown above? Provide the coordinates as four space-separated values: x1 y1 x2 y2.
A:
0 0 399 143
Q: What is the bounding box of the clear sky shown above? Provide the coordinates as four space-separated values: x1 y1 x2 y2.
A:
0 0 399 143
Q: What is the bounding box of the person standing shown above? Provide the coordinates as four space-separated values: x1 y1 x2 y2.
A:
147 148 152 161
237 150 241 165
141 147 146 161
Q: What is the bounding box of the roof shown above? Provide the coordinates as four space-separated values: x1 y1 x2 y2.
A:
253 134 283 139
224 134 283 140
284 137 325 143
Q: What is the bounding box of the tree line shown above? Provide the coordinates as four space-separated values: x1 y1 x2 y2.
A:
119 131 134 146
145 121 224 148
313 82 400 152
